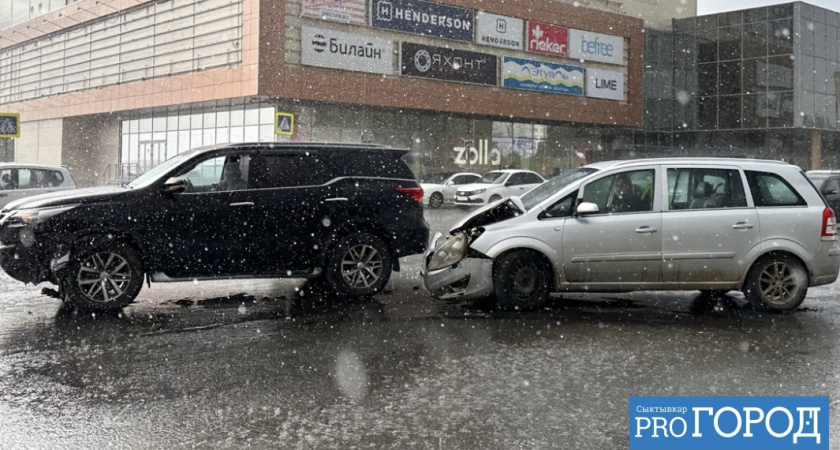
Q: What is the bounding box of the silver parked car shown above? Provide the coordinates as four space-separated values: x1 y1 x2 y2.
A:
453 169 545 208
0 163 77 208
423 158 840 313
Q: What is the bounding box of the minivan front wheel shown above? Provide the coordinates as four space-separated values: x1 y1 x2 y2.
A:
743 254 808 312
493 250 551 311
62 242 144 312
326 233 393 297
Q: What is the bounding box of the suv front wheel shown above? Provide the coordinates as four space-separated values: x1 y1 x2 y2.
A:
326 233 393 296
743 253 808 312
61 242 144 312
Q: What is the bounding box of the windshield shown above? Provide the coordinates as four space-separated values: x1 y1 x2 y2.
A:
127 152 195 189
476 172 508 184
520 167 599 210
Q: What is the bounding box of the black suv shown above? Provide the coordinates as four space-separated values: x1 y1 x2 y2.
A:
0 143 428 311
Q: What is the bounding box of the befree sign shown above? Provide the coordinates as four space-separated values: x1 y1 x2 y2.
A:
568 29 625 65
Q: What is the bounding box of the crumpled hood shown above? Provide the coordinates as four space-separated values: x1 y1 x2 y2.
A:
449 197 525 234
2 186 130 211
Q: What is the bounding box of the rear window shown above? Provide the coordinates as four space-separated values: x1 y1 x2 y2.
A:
330 151 414 179
745 171 806 207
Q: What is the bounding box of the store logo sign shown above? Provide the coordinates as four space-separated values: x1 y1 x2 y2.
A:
370 0 474 42
586 68 625 101
301 0 366 25
568 29 625 65
400 42 497 85
301 26 395 75
475 11 523 50
502 56 583 96
527 21 567 57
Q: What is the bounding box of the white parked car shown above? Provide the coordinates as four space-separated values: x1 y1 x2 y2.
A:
454 169 545 208
420 172 481 208
424 158 840 313
0 163 77 208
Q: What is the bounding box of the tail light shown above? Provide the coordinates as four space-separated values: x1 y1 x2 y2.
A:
397 187 424 202
822 207 836 238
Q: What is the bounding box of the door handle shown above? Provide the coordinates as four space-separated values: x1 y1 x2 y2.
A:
229 202 254 207
325 197 348 202
635 226 657 234
732 222 754 229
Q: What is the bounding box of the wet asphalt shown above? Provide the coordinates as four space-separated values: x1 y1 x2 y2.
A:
1 207 840 449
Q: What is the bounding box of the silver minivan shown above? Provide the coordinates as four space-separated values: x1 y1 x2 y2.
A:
422 158 840 312
0 163 77 208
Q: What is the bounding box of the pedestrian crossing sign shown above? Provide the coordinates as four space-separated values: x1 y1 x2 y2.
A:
275 112 294 136
0 113 20 138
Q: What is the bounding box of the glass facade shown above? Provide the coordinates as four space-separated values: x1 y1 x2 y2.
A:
120 99 634 182
640 3 840 168
671 4 796 132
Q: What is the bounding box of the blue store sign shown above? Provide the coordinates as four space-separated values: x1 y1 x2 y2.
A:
502 56 583 96
370 0 474 42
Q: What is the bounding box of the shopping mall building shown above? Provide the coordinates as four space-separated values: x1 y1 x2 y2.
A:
0 0 691 184
4 0 838 184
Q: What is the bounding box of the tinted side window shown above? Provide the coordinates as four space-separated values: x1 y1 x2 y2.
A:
824 178 840 194
333 151 414 179
745 171 806 207
667 168 747 210
250 154 336 188
506 173 523 185
523 173 544 184
540 192 577 219
0 169 14 190
582 169 654 214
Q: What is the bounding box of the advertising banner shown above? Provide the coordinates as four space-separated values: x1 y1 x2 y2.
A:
586 68 625 100
370 0 474 42
301 0 366 25
400 42 497 85
502 56 583 96
526 21 568 57
475 11 523 50
568 29 625 65
301 26 395 75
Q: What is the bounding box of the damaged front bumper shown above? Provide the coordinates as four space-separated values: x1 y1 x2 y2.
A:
422 257 494 301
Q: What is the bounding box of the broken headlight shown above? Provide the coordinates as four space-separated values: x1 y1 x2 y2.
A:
427 232 469 271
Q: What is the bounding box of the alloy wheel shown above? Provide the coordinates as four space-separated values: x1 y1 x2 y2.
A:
340 244 383 288
76 251 134 304
757 261 801 307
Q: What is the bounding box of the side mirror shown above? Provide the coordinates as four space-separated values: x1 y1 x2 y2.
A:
576 202 600 216
825 189 838 195
162 177 188 194
445 180 455 186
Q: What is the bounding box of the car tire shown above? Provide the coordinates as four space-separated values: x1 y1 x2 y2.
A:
489 194 502 204
429 192 444 209
61 241 144 312
743 253 808 312
493 250 551 311
326 232 393 297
